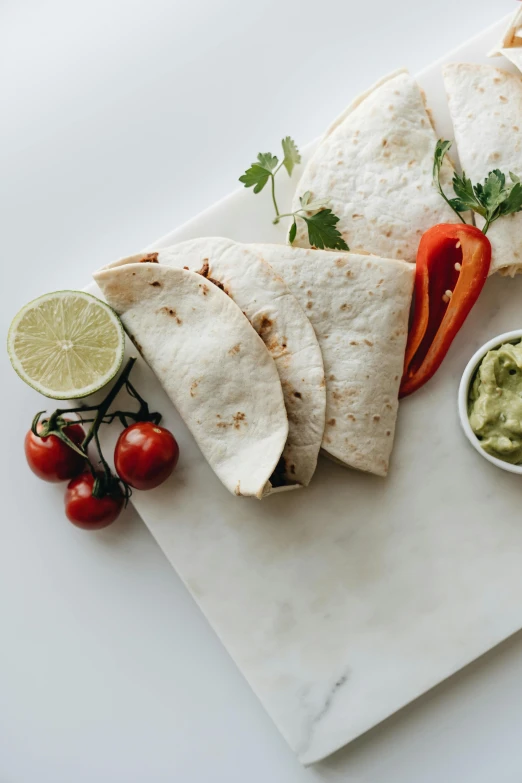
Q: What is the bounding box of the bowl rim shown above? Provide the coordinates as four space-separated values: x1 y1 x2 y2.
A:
458 329 522 475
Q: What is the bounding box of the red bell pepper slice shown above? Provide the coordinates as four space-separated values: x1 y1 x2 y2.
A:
400 224 491 398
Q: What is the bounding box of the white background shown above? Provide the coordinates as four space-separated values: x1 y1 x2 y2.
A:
1 1 521 781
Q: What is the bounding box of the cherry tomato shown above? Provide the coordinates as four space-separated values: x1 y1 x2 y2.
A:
114 422 179 490
64 472 124 530
25 420 85 482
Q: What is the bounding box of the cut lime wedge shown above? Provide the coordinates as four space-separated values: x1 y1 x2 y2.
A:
7 291 125 399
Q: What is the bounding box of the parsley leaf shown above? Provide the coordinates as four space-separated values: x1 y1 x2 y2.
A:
433 139 453 182
239 152 279 194
499 181 522 216
433 140 522 234
289 219 297 244
451 172 486 217
299 190 331 211
281 136 301 176
240 137 347 251
302 209 349 251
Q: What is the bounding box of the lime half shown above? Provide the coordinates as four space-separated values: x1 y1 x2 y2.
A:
7 290 125 399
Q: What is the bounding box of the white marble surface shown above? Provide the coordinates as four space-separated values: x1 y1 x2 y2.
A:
3 2 522 781
89 16 522 765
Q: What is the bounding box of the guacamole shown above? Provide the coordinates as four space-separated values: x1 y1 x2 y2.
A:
469 339 522 464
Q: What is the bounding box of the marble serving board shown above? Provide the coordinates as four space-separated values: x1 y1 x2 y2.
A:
89 16 522 765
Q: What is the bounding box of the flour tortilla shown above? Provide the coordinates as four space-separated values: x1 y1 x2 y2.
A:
101 239 326 486
288 69 459 262
93 263 289 498
490 7 522 72
248 244 414 477
443 63 522 276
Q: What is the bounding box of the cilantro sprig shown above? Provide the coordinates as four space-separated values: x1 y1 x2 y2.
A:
239 137 348 251
433 140 522 234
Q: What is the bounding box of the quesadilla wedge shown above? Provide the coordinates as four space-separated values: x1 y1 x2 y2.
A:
443 63 522 276
248 244 414 476
287 69 459 262
93 263 289 498
99 239 326 487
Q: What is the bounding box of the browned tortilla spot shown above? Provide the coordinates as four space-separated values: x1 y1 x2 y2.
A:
190 380 199 397
235 481 241 496
259 315 273 332
149 281 161 287
228 343 241 355
140 252 159 263
328 418 336 426
159 307 182 325
364 339 374 347
373 414 380 422
294 391 302 399
233 412 246 429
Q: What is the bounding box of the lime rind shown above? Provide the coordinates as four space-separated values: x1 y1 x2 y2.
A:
7 290 125 400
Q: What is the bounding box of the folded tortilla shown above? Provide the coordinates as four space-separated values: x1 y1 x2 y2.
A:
288 69 459 262
489 7 522 72
249 244 414 476
443 63 522 276
93 263 289 498
157 239 414 476
101 240 326 487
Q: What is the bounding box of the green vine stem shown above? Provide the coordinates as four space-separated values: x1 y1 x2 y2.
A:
31 357 160 501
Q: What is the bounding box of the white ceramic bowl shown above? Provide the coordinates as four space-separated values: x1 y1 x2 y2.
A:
458 329 522 475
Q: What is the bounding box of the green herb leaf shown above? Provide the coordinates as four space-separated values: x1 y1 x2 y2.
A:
289 219 297 244
239 152 279 194
499 181 522 216
302 209 349 251
281 137 301 176
451 172 487 217
433 139 453 182
433 141 522 234
432 140 468 224
299 190 330 211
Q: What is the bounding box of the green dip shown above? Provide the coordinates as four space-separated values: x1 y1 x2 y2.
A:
469 339 522 464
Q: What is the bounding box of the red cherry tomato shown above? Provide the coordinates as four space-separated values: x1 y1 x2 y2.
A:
114 422 179 490
64 472 124 530
25 420 86 482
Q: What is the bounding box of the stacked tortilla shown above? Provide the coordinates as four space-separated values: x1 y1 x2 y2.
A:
94 67 462 495
95 241 413 483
